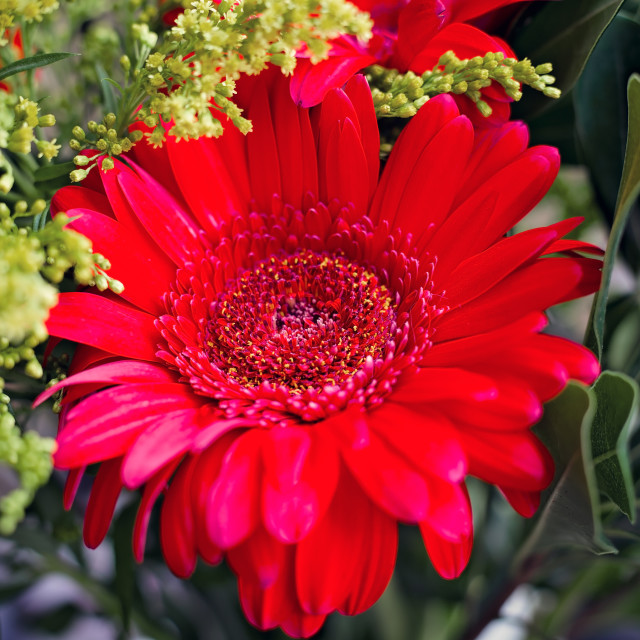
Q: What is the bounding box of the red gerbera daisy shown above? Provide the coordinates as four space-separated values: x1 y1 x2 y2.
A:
291 0 536 126
40 74 601 637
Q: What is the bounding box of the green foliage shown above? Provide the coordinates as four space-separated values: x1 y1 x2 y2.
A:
367 51 559 120
69 0 372 173
574 11 640 270
523 372 639 560
0 201 122 535
590 372 638 521
0 383 55 535
0 0 59 38
526 382 615 555
512 0 624 119
585 74 640 359
0 51 78 82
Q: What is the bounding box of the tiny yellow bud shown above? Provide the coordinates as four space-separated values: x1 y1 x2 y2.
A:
70 169 88 182
38 114 56 127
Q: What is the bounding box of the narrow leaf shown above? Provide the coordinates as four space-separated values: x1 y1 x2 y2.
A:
113 503 137 632
0 52 78 82
574 13 640 270
525 382 616 556
590 371 639 522
586 74 640 357
34 161 75 183
512 0 623 119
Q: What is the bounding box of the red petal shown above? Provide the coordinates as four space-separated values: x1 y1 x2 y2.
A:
65 208 174 314
83 457 123 548
390 367 498 403
63 466 85 510
34 360 177 407
422 479 472 543
409 23 511 71
228 525 287 590
500 487 541 517
434 257 602 342
52 185 113 218
419 485 473 580
190 436 238 565
462 429 554 491
165 136 245 232
121 407 201 489
369 94 460 225
367 402 467 482
394 0 445 69
296 469 397 616
424 312 547 366
323 117 370 217
442 225 562 307
327 417 429 522
233 540 326 636
47 293 159 362
117 169 202 265
262 428 315 543
55 383 201 468
246 77 282 211
161 458 197 578
290 40 377 108
344 74 380 199
207 429 264 549
450 0 531 22
133 457 181 562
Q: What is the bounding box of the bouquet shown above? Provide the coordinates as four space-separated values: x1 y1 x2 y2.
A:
1 1 639 638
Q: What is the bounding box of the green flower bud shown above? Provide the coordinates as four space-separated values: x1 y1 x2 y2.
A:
38 114 56 127
70 169 88 182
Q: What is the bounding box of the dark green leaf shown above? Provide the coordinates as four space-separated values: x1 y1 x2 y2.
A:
113 503 137 633
526 93 579 162
604 295 640 375
33 161 75 183
574 12 640 270
0 573 38 600
0 52 79 82
586 74 640 358
525 382 616 555
512 0 623 120
95 62 119 115
590 371 639 522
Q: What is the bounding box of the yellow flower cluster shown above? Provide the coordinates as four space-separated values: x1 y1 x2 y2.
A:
0 381 55 535
368 51 560 119
71 0 372 163
0 0 59 43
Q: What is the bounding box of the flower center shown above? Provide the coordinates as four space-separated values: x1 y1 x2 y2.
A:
205 249 396 393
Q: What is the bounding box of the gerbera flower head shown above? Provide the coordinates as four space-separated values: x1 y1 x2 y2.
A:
291 0 537 125
41 72 601 637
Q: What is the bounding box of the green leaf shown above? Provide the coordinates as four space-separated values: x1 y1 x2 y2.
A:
526 94 579 163
512 0 623 119
574 12 640 270
521 371 639 561
95 62 119 116
590 371 639 522
585 74 640 358
0 52 79 82
33 161 75 183
113 503 137 633
525 382 616 556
